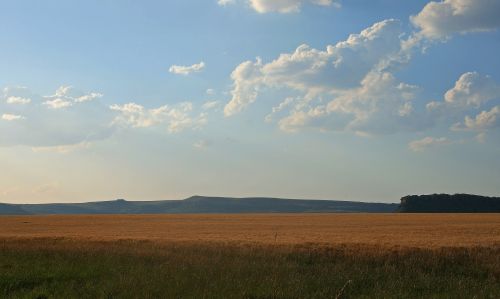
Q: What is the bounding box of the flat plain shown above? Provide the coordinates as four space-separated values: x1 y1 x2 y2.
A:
1 213 500 248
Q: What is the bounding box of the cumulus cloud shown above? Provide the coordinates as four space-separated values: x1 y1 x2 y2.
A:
444 72 500 107
423 72 500 141
411 0 500 39
409 136 452 152
426 72 500 128
224 19 404 117
453 106 500 131
224 19 429 135
169 62 206 75
110 102 207 133
278 71 425 134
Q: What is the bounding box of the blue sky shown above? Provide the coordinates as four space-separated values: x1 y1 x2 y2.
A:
1 0 499 203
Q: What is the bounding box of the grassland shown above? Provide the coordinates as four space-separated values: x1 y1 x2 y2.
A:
1 214 500 298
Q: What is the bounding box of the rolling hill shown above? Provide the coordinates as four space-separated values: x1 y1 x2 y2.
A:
0 196 398 215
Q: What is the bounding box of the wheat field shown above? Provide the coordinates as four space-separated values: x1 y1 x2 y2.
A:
1 213 500 248
1 214 500 298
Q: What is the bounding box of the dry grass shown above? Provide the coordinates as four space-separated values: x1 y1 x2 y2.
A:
1 238 499 298
1 213 500 248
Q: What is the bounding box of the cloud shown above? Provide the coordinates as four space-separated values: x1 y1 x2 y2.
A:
217 0 235 6
31 141 92 154
0 86 113 147
42 85 103 109
411 0 500 39
44 98 73 109
110 102 207 133
453 106 500 131
409 136 452 152
169 62 206 75
219 0 339 13
444 72 500 108
6 96 31 105
193 139 212 149
224 19 404 117
278 71 425 134
249 0 336 13
265 97 295 122
2 114 24 121
426 72 500 130
202 100 220 110
224 19 429 135
1 85 215 148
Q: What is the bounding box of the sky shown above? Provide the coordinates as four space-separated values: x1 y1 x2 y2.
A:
1 0 499 204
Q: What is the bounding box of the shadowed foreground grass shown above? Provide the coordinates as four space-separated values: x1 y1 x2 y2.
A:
0 239 499 298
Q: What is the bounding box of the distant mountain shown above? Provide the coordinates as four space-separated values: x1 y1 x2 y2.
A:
0 196 398 215
399 194 500 213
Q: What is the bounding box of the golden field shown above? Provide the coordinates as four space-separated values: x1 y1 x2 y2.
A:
1 213 500 248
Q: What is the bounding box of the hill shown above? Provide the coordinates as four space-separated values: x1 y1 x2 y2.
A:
399 194 500 213
0 203 30 215
0 196 398 215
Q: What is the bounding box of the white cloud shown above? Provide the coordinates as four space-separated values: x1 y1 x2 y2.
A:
249 0 335 13
409 136 452 152
444 72 500 107
110 102 207 133
278 71 424 134
265 97 295 122
43 85 103 108
2 85 214 148
220 0 339 13
454 106 500 131
217 0 235 6
74 92 103 103
411 0 500 39
169 62 206 75
426 72 500 133
6 96 31 105
44 98 73 109
224 19 404 117
202 100 220 110
224 19 429 135
2 114 24 121
0 86 113 147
